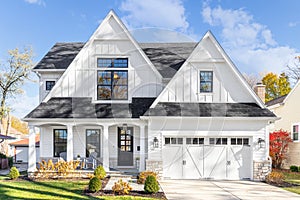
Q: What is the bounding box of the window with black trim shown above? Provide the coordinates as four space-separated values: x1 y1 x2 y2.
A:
46 81 55 91
200 71 213 93
231 138 249 145
97 58 128 100
209 137 227 145
54 129 67 157
293 125 299 141
164 137 183 145
186 138 204 145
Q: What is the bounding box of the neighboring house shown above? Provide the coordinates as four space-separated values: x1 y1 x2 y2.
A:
266 81 300 168
24 10 277 180
10 135 40 163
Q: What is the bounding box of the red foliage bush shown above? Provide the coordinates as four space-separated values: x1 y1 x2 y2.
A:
269 129 292 169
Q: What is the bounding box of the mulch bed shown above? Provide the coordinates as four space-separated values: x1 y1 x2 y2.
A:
267 181 300 188
86 190 167 199
85 176 167 199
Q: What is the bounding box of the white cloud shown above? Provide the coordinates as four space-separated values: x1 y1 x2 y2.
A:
289 21 299 27
120 0 189 32
24 0 45 6
202 4 297 74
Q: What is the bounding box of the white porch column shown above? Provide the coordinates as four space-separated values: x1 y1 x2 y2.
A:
28 125 37 172
139 125 146 171
67 124 74 161
103 124 110 171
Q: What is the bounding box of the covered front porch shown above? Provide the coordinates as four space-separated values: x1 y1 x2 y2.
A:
27 119 148 174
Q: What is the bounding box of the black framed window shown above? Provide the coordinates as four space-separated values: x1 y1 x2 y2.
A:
53 129 67 157
97 58 128 68
97 70 128 100
293 125 299 141
46 81 55 91
86 129 100 157
200 71 213 93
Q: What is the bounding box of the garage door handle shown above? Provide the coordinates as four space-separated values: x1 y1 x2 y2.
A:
227 161 231 165
183 160 186 165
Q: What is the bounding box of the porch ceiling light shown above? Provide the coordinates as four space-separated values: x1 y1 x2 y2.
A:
258 138 265 148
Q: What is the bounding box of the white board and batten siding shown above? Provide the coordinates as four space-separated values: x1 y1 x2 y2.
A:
45 13 163 102
157 34 258 104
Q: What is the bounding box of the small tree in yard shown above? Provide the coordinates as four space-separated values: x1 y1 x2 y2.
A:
0 47 33 155
269 130 292 169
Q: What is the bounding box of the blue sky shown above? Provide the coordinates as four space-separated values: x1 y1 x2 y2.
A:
1 0 300 118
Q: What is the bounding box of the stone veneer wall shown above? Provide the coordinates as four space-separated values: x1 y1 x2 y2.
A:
253 160 271 181
146 160 163 178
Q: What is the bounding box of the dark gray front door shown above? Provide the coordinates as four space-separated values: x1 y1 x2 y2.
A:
118 127 133 166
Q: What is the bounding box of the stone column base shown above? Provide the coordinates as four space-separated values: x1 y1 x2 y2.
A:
146 160 163 178
253 160 271 181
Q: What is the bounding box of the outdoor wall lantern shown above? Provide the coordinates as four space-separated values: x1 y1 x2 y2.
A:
153 137 159 148
258 138 265 148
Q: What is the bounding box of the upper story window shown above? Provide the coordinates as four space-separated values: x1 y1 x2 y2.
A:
97 58 128 100
293 124 299 141
45 81 55 91
97 58 128 68
200 71 213 93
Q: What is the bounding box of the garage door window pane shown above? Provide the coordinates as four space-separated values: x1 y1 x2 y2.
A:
192 138 198 144
231 138 236 145
199 138 204 144
222 138 227 145
237 138 243 145
216 138 221 145
165 138 170 145
243 138 249 145
186 138 191 144
209 138 215 145
171 138 177 144
177 138 183 144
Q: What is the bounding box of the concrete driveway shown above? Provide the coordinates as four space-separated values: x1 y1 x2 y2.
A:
159 180 300 200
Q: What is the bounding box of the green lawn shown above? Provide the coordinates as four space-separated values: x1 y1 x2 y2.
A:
0 176 157 200
280 170 300 195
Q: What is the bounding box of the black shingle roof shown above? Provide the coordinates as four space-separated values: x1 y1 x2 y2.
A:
33 42 197 78
144 103 276 117
139 43 197 78
34 43 85 70
25 97 156 119
265 95 287 107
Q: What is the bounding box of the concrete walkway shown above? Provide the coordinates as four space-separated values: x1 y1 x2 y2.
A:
159 180 300 200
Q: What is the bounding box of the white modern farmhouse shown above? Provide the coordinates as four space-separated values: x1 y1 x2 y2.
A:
24 10 277 180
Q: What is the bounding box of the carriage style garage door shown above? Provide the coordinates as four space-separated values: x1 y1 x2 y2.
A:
162 137 252 180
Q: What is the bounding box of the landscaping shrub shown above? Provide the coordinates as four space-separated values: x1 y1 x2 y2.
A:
112 179 132 195
290 165 298 172
137 171 158 184
9 166 20 180
88 177 102 192
37 159 80 178
266 171 284 184
94 165 106 180
144 175 159 194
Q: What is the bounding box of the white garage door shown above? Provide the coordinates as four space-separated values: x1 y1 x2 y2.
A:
162 137 252 180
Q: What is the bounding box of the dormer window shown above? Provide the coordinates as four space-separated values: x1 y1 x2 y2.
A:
200 71 213 93
45 81 55 91
97 58 128 100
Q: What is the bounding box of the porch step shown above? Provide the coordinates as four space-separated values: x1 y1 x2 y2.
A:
107 170 139 179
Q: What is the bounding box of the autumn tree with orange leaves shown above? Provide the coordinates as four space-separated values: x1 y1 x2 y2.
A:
269 130 292 169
